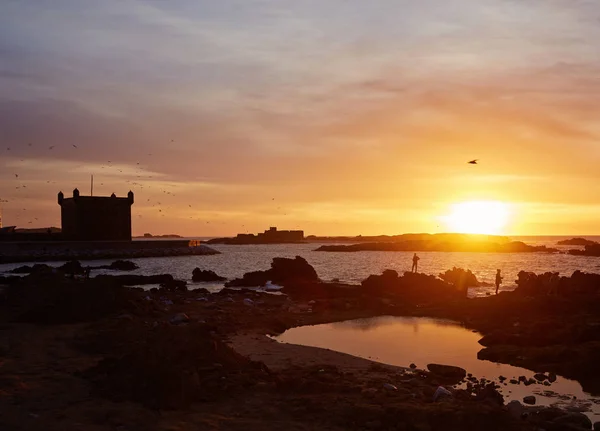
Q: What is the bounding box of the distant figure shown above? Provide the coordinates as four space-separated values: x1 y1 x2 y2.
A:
495 269 503 294
411 253 420 273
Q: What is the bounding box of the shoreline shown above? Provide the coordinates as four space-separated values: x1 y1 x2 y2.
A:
0 259 598 430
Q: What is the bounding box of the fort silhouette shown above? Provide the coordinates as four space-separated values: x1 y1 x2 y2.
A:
58 189 134 241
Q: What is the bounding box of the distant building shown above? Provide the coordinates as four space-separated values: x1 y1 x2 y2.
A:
58 189 134 241
234 227 304 243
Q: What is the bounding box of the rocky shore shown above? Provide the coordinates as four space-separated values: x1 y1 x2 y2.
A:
1 257 599 430
315 241 558 253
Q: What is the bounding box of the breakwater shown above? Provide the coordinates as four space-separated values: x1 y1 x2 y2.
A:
0 240 219 263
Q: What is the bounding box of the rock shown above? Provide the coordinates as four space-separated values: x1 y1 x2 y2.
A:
534 373 547 382
9 264 53 274
506 400 524 419
225 256 318 288
548 372 557 383
243 298 254 307
192 269 227 282
169 313 190 325
593 421 600 431
432 386 452 402
523 395 536 405
509 379 519 384
438 267 481 289
427 364 467 384
553 412 592 429
409 363 417 369
160 279 187 292
383 383 397 391
58 260 84 274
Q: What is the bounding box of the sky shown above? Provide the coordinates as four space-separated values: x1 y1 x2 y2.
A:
1 0 599 236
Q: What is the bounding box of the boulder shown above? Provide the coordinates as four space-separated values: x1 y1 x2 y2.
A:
534 373 547 382
506 400 524 419
438 267 481 290
192 269 227 282
553 412 592 430
548 372 557 383
426 364 467 384
58 260 84 274
593 421 599 431
523 395 536 405
225 256 318 288
270 256 319 285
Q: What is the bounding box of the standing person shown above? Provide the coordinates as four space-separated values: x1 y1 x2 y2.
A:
411 253 420 273
495 269 503 294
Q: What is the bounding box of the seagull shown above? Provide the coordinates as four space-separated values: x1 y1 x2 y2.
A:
72 144 78 148
49 146 55 150
468 159 478 165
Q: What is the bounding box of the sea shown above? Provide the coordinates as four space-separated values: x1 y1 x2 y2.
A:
1 235 599 297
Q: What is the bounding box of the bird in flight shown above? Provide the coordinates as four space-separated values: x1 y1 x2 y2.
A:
72 144 78 148
467 159 478 165
49 146 55 150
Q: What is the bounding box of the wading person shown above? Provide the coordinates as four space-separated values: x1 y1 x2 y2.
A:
411 253 420 273
495 269 503 294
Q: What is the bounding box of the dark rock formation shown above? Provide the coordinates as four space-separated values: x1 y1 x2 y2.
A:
558 237 598 246
569 244 600 256
9 264 54 274
225 256 318 288
515 270 600 296
522 396 536 405
361 270 466 302
315 240 558 253
427 364 467 384
439 267 484 290
58 260 85 274
192 268 227 282
98 260 139 271
160 279 188 292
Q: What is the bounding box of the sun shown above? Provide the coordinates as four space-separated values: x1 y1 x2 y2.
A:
441 200 511 235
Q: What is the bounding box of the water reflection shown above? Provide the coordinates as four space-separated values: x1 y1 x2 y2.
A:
275 316 600 418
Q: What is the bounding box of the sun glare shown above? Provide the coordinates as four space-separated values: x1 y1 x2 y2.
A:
442 201 511 235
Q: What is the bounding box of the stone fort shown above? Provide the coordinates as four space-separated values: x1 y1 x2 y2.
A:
58 189 134 241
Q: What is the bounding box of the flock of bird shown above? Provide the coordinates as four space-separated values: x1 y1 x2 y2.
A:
3 142 479 231
1 142 292 231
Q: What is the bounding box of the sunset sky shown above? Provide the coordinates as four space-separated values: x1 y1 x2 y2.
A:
1 0 599 236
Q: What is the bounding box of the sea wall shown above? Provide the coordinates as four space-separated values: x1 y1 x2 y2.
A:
0 240 219 263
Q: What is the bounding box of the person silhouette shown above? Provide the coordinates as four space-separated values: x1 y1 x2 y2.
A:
411 253 420 273
495 269 503 294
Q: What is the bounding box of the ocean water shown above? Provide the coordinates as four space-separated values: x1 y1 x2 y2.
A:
1 236 599 297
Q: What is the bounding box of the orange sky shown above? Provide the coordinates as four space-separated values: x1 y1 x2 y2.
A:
1 1 599 236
